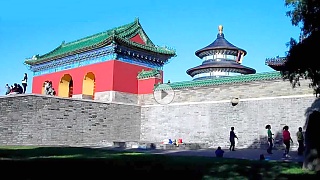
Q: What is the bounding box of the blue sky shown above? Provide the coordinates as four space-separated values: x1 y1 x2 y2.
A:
0 0 300 94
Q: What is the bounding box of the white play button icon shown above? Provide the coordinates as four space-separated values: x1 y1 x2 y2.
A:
161 90 168 99
153 84 175 105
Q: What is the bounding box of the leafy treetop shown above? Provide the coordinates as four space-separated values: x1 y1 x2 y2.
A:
282 0 320 94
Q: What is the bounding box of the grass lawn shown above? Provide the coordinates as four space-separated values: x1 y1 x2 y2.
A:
0 146 318 180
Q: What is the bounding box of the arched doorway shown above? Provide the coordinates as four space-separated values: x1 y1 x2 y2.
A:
41 82 46 94
82 72 95 100
58 74 73 98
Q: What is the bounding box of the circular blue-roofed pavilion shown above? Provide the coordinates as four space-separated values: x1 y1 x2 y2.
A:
187 25 256 80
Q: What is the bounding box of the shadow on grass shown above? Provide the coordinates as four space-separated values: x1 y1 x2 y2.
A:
0 146 318 180
0 146 129 159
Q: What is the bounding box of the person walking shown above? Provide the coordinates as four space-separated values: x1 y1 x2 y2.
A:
229 127 238 151
21 73 28 94
282 125 293 157
296 127 304 155
265 124 274 154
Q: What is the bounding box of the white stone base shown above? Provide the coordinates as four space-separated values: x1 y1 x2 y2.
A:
94 91 138 104
72 94 93 100
94 91 112 102
72 94 82 99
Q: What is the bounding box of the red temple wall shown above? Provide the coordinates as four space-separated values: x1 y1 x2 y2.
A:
32 61 115 95
112 60 156 94
138 72 163 94
32 60 161 95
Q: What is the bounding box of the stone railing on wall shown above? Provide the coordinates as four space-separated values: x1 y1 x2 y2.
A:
0 94 141 146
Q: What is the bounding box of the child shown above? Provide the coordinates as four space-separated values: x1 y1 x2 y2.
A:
265 124 274 154
215 146 224 157
283 126 293 157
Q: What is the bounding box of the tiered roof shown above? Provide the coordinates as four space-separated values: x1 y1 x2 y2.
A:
195 25 246 58
187 25 256 78
186 61 256 77
25 18 176 65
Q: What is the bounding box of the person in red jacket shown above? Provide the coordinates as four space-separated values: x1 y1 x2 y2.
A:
283 125 293 157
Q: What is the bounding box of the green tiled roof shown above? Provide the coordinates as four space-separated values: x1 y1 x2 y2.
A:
25 18 176 65
137 69 161 79
154 71 282 90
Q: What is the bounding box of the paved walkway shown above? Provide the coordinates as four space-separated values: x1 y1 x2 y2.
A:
112 148 304 162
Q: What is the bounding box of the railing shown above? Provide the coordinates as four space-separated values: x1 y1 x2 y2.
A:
265 57 287 65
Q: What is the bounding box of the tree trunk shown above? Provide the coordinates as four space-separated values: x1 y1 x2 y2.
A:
303 147 320 171
303 111 320 171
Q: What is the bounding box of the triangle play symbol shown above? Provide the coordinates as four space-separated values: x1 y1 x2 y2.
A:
161 90 168 99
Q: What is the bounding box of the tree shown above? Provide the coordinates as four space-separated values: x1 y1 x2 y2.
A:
282 0 320 172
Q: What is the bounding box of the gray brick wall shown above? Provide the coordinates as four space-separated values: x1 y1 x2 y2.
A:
141 95 315 149
0 78 316 151
0 94 141 146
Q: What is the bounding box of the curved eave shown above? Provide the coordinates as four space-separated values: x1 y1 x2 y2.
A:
25 36 176 66
25 37 114 65
26 22 135 65
265 58 286 66
114 36 176 56
25 18 176 66
267 64 286 71
265 57 287 71
195 46 247 58
186 64 256 77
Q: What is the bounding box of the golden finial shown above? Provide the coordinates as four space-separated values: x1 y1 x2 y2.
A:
218 25 223 34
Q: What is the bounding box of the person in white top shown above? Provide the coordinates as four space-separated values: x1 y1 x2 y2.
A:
21 73 28 94
5 84 11 95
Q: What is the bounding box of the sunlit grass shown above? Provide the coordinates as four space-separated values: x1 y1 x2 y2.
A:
0 145 39 150
29 154 84 159
0 145 148 160
282 167 316 174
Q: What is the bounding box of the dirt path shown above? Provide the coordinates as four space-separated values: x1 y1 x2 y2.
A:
112 147 304 162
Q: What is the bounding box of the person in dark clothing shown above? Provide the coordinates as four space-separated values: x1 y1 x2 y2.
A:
17 84 23 94
229 127 238 151
21 73 28 93
11 83 18 93
296 127 304 155
215 146 224 157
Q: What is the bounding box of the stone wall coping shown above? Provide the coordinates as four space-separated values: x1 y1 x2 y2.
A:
142 94 315 107
155 71 283 90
